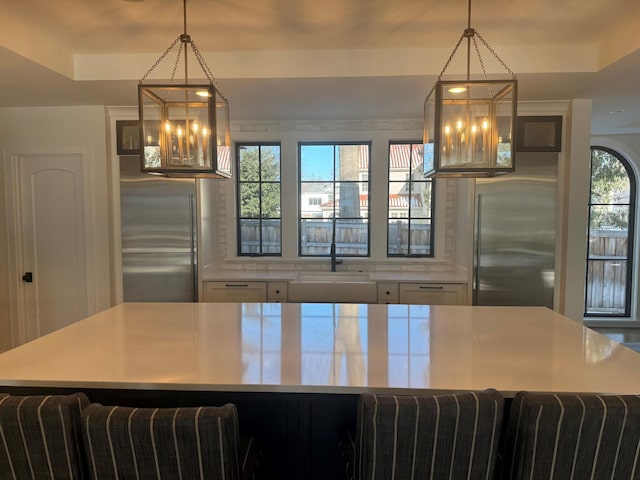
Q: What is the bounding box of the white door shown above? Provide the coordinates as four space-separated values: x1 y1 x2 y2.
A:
18 154 88 340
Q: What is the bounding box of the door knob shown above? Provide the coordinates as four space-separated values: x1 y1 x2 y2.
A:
22 272 33 283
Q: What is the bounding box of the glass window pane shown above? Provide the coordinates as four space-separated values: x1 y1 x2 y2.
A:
336 182 364 218
387 141 435 258
239 219 260 254
238 146 259 181
300 145 334 181
239 183 260 218
335 219 368 255
261 183 281 218
590 149 631 204
390 143 411 170
410 182 432 218
336 145 367 181
409 219 432 255
585 147 634 317
388 219 409 255
586 260 628 315
410 144 425 177
300 218 333 255
237 142 281 256
299 142 369 257
300 182 334 218
589 205 629 232
261 220 281 254
588 226 628 258
260 146 281 181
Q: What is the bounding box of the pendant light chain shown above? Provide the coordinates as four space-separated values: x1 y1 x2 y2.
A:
475 32 516 78
435 34 466 83
139 37 182 83
429 0 515 85
190 40 228 100
138 0 229 97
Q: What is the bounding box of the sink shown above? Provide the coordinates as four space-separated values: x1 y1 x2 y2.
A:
289 272 376 303
294 272 370 283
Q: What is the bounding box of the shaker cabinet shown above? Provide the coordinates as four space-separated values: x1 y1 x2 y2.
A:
267 282 288 303
377 283 399 304
398 283 465 305
203 281 267 303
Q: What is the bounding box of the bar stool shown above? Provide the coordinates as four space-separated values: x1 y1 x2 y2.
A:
344 389 504 480
0 392 89 478
81 402 260 480
499 391 640 479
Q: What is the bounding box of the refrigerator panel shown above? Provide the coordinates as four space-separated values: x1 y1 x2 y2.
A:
120 157 197 302
473 153 557 307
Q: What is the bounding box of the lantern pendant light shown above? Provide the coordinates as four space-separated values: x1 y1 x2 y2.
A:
138 0 231 178
423 0 517 178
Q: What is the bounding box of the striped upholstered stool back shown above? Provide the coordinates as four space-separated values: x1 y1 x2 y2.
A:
352 389 504 480
81 403 248 480
0 392 90 479
500 392 640 480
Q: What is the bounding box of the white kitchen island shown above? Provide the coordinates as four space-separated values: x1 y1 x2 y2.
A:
0 302 639 479
0 302 637 395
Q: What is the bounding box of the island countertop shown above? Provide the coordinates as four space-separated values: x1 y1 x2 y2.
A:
0 302 638 397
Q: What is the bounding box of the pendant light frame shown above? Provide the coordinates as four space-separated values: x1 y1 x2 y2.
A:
423 0 517 178
138 0 231 178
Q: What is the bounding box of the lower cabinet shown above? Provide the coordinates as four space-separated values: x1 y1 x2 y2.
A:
398 283 466 305
377 283 400 304
203 281 267 303
267 281 288 303
203 280 466 304
203 281 289 303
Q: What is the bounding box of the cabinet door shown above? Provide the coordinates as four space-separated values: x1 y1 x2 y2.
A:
398 283 465 305
267 282 288 302
377 283 399 304
203 282 267 302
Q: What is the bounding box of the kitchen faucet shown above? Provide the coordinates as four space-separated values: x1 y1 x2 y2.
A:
330 242 343 272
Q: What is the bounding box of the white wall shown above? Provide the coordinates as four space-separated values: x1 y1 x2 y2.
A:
558 99 593 321
0 106 112 349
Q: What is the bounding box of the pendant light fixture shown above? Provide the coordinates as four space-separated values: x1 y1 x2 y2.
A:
138 0 231 178
423 0 517 178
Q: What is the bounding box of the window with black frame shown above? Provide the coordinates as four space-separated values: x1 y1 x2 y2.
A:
387 141 435 257
585 146 635 316
236 143 281 256
298 142 370 257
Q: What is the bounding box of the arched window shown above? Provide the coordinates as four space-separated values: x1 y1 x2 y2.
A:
585 147 636 317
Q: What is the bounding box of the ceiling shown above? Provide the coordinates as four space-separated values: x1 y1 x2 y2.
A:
1 0 640 134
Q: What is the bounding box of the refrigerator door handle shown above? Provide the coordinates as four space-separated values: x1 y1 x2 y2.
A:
190 194 197 302
473 193 483 305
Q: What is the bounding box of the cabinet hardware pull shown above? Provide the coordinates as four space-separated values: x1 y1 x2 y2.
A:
419 285 444 290
225 284 248 288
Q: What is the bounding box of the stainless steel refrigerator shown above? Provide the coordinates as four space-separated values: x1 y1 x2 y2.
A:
473 152 557 307
120 156 197 302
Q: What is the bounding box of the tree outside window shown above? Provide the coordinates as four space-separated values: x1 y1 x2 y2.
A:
237 143 281 255
585 147 635 316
